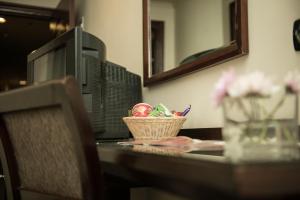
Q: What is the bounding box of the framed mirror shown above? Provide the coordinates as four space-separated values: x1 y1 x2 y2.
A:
143 0 248 86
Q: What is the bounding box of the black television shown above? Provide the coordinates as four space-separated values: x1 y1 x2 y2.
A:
27 27 142 139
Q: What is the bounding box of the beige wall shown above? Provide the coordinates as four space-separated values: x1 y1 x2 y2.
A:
81 0 300 129
81 0 143 76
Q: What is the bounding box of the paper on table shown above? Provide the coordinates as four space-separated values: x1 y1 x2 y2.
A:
118 136 224 152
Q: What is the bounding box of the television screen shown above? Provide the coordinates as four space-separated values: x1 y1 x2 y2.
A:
33 48 66 82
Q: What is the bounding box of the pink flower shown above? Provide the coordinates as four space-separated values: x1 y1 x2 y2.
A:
228 71 278 97
284 71 300 93
212 68 236 107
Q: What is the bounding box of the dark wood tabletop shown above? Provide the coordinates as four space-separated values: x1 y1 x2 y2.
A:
97 142 300 200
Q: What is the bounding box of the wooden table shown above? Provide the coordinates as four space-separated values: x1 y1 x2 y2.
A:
97 142 300 200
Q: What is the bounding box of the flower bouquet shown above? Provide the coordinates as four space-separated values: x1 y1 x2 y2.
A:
213 69 300 162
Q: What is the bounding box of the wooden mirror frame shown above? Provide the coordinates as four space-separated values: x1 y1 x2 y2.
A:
143 0 248 86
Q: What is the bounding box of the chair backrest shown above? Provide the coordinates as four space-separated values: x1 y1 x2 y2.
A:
0 76 103 200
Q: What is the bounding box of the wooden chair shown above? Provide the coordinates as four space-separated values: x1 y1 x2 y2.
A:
0 76 103 200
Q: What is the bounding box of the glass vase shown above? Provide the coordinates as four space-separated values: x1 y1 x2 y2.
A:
222 94 299 162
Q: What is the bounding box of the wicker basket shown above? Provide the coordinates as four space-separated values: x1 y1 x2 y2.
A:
123 116 186 140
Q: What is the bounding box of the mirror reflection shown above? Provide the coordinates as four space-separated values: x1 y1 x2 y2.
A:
150 0 235 76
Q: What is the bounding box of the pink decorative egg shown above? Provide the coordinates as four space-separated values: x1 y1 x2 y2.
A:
132 103 153 117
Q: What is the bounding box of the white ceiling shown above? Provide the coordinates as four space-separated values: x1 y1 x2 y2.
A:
0 0 60 8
